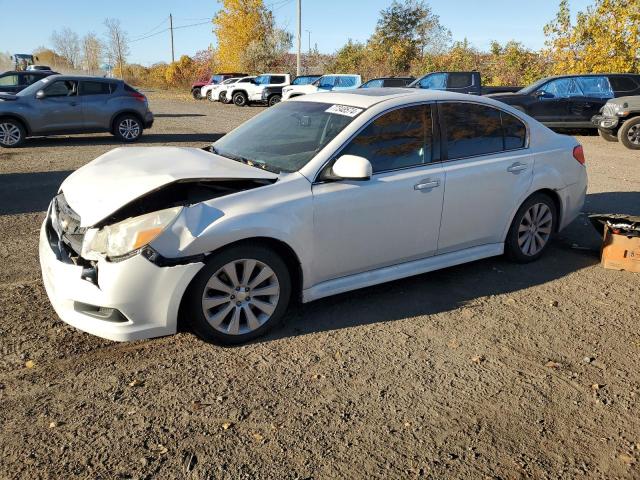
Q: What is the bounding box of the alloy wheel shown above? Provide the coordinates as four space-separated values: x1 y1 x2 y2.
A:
201 259 280 336
118 119 141 140
517 203 553 256
627 125 640 145
0 122 22 146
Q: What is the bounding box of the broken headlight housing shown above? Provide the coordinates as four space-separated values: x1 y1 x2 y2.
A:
81 207 182 260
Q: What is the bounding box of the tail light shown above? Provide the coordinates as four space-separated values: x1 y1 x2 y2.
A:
130 91 146 102
573 145 585 165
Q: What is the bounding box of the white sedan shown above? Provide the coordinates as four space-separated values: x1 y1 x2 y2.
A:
40 89 587 344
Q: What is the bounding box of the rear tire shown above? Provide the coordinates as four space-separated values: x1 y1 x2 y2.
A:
505 193 557 263
598 128 618 142
233 92 248 107
206 90 215 102
618 117 640 150
112 114 143 142
192 89 202 100
0 118 26 148
185 245 292 345
268 95 282 107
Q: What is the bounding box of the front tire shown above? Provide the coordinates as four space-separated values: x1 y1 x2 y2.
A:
505 193 557 263
113 114 143 142
206 90 215 102
0 118 26 148
185 245 292 345
618 117 640 150
598 128 618 142
192 89 202 100
233 92 247 107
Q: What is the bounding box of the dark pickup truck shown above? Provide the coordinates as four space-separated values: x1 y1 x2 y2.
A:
410 71 521 95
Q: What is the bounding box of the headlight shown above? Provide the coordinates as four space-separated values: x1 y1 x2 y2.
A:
82 207 182 259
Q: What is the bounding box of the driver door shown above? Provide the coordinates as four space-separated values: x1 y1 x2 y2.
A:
311 104 445 285
528 78 580 124
31 79 83 133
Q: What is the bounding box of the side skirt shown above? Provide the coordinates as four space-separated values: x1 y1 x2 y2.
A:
302 243 504 303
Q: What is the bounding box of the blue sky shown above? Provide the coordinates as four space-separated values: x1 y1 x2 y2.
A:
0 0 594 66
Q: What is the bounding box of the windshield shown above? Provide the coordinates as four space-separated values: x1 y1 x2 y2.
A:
293 76 321 85
16 77 54 96
210 75 224 84
213 101 362 173
518 77 553 94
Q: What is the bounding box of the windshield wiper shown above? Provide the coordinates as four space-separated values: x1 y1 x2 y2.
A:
211 147 280 174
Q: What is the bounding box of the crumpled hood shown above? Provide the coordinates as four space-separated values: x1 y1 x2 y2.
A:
61 146 278 227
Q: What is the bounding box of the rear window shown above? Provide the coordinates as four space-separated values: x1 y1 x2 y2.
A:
448 73 474 88
270 75 286 84
502 111 527 150
79 81 112 95
124 83 139 93
609 76 638 92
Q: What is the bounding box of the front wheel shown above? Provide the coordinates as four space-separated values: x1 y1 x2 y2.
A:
618 117 640 150
0 118 26 148
206 90 215 102
192 89 202 100
113 115 143 142
268 95 282 107
185 245 292 344
598 128 618 142
505 193 557 263
232 92 247 107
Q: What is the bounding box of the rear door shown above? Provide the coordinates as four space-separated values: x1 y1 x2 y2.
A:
79 80 116 129
437 102 533 254
31 79 83 133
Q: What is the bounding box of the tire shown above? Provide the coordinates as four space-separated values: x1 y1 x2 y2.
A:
618 116 640 150
185 244 292 345
206 90 215 102
112 114 143 142
505 193 557 263
268 95 282 107
598 128 618 142
218 92 226 102
0 118 26 148
192 89 202 100
232 92 247 107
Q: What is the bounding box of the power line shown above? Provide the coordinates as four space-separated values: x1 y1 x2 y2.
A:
129 20 210 43
131 16 169 41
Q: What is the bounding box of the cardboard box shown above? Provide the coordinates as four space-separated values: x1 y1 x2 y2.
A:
601 228 640 273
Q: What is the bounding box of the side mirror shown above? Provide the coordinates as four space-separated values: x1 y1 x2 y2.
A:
534 90 547 98
36 90 46 99
331 155 372 181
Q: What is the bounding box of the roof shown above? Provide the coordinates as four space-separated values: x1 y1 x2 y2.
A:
41 74 119 82
293 88 493 109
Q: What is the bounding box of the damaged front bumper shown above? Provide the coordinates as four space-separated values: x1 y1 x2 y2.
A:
39 217 203 342
591 114 619 130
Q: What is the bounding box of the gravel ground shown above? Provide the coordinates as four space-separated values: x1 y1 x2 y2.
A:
1 92 639 479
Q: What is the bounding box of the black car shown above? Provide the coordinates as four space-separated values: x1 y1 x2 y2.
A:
360 77 415 88
0 70 58 94
487 74 640 129
261 74 322 106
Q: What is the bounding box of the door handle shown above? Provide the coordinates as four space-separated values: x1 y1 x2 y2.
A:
507 162 528 174
414 179 440 190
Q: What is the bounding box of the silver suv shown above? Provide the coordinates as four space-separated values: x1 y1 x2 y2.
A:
0 75 154 148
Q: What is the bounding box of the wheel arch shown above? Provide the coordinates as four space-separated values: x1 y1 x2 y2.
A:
110 110 144 132
0 114 31 135
503 188 563 243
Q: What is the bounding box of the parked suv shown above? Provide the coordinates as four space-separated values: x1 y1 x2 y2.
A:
282 74 361 100
219 76 256 104
227 73 291 106
410 71 521 95
202 77 242 102
592 96 640 149
0 75 153 147
488 74 640 129
191 73 247 100
261 75 322 106
0 70 58 94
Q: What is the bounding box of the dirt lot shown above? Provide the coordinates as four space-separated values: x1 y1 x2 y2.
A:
1 92 639 479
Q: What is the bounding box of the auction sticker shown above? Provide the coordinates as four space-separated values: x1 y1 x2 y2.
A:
325 105 363 117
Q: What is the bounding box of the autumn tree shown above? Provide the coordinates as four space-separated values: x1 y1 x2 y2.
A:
486 40 549 86
51 27 81 68
241 10 292 72
32 47 73 71
544 0 640 74
213 0 272 71
81 33 104 74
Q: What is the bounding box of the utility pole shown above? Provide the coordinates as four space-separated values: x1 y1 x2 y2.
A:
296 0 301 76
169 13 175 63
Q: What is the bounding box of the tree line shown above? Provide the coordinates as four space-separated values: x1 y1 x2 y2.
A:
1 0 637 90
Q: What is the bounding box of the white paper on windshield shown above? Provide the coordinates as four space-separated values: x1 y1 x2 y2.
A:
325 105 363 117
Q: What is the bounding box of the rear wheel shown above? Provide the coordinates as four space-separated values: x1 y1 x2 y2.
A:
598 128 618 142
192 88 202 100
113 114 143 142
618 117 640 150
206 90 215 102
0 118 26 148
186 245 291 344
505 193 557 263
233 92 248 106
268 94 282 107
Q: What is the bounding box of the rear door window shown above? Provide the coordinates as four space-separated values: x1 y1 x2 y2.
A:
79 81 112 95
502 111 527 150
575 76 613 98
441 103 504 159
340 105 434 173
338 76 358 88
609 76 639 92
270 75 286 84
0 74 19 86
448 73 474 88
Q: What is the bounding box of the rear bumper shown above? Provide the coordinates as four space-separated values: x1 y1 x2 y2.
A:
144 111 154 129
39 219 203 341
